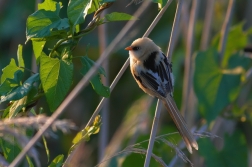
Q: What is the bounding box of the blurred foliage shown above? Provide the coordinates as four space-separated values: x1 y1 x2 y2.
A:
198 130 248 167
0 0 252 167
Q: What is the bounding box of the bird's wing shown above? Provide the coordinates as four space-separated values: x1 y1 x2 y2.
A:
139 52 173 98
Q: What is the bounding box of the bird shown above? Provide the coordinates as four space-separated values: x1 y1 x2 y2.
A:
125 37 198 153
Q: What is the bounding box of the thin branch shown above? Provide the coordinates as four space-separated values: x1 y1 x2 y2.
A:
144 100 163 167
181 0 200 120
219 0 235 61
144 0 182 166
9 2 150 167
167 0 183 61
98 10 109 161
200 0 215 50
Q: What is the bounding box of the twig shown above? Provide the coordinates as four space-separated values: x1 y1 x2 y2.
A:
181 0 200 120
98 10 109 161
219 0 235 61
9 2 150 167
144 0 182 166
167 0 183 61
200 0 215 50
144 101 162 167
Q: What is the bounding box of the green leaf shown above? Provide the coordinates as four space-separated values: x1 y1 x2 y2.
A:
38 0 61 11
104 12 138 22
40 54 73 111
70 115 101 153
26 3 69 41
80 56 110 97
0 70 23 96
87 0 100 15
212 22 252 67
198 130 248 167
8 96 27 118
32 41 46 64
67 0 92 27
17 44 24 67
0 73 40 103
48 154 64 167
42 136 50 162
194 48 244 122
26 156 34 167
0 138 21 163
1 59 23 84
152 0 169 9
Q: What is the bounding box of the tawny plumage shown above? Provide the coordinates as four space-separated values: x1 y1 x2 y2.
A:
125 37 198 153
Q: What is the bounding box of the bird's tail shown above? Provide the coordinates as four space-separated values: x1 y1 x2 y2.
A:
162 95 198 154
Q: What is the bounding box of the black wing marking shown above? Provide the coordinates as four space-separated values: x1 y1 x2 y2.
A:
139 52 174 98
133 73 147 88
161 53 173 94
143 51 158 73
140 71 166 97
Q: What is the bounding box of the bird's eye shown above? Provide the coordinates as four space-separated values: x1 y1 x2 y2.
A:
132 46 140 51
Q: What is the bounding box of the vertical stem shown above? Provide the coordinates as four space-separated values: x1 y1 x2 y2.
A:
144 1 182 166
143 101 162 167
181 0 200 120
200 0 215 50
98 10 109 161
167 0 183 61
219 0 235 60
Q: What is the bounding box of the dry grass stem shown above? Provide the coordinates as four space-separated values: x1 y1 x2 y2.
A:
144 0 182 166
200 0 215 50
181 0 200 120
219 0 235 60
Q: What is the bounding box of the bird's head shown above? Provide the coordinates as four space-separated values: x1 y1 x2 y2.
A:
125 37 160 60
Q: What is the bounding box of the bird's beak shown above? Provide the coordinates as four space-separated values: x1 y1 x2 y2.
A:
125 46 133 51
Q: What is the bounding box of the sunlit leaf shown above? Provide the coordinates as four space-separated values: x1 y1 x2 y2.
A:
212 22 252 67
38 0 62 11
152 0 169 9
17 44 24 68
40 54 73 111
1 59 23 84
0 70 23 96
26 3 69 41
0 73 40 103
48 154 64 167
80 56 110 97
70 115 101 153
32 41 46 64
67 0 92 27
87 0 100 14
8 96 27 118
